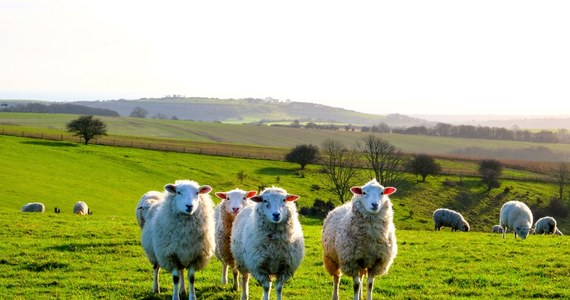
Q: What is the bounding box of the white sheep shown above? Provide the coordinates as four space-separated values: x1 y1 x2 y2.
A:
322 179 397 300
214 188 257 290
135 190 165 294
534 216 559 235
500 200 533 240
433 208 470 232
141 180 215 300
20 202 45 213
73 201 89 215
231 186 304 300
136 191 163 230
492 224 503 233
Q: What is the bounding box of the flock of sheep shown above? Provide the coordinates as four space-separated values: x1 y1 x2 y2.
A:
135 178 398 300
19 179 564 300
432 200 564 239
20 200 91 215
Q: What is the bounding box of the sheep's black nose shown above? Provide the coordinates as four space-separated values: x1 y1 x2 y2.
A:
186 205 193 212
272 213 280 220
371 203 379 210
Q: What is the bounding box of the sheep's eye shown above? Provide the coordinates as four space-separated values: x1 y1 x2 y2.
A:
243 197 246 200
262 200 268 203
362 192 367 195
195 192 199 195
177 191 181 195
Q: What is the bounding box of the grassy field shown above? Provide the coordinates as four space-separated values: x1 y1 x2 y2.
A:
1 134 569 298
3 112 570 163
1 212 568 299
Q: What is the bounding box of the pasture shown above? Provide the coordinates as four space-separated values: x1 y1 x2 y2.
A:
1 134 569 299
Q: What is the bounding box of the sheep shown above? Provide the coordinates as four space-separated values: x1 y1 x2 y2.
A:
73 201 89 215
20 202 45 213
534 216 559 235
141 180 215 300
231 186 304 300
432 208 470 232
135 190 165 293
492 224 510 234
322 178 398 300
214 188 257 290
555 228 563 235
500 200 533 240
136 191 163 229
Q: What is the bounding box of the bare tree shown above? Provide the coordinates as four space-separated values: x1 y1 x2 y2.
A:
129 107 148 118
554 162 569 200
357 135 408 186
320 139 361 204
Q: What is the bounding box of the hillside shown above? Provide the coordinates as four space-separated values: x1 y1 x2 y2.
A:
71 97 430 127
2 112 570 163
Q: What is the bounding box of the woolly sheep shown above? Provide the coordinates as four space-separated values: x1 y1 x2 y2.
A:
433 208 470 232
322 179 397 300
136 191 163 230
500 200 533 240
214 188 257 290
20 202 45 213
231 186 304 300
73 201 89 215
534 216 559 235
135 190 166 294
141 180 215 300
492 224 510 234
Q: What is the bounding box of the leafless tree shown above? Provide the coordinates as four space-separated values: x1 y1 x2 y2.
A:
320 139 361 204
357 135 408 187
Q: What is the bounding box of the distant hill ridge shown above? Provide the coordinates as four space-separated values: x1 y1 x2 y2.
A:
72 97 430 127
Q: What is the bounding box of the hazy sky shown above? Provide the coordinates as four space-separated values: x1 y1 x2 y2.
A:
1 0 569 116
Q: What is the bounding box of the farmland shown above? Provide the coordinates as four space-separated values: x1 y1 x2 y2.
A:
1 115 569 299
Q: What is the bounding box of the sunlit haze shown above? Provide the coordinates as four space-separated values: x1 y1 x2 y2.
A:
1 0 569 116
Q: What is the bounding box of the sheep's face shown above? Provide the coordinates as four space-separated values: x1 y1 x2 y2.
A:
251 189 299 223
165 181 212 215
460 222 470 232
351 179 396 214
215 189 257 215
516 226 531 240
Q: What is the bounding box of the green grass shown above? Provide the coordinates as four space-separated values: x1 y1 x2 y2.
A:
3 112 570 163
0 212 568 299
1 134 570 299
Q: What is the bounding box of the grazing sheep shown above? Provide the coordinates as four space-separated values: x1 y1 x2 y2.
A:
141 180 215 300
492 225 510 233
136 191 163 229
534 216 559 235
231 186 304 300
214 188 257 290
500 200 533 240
73 201 89 215
433 208 470 232
20 202 45 213
322 179 397 300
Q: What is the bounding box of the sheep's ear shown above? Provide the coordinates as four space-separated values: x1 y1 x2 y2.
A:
383 187 397 196
199 185 212 194
245 191 257 199
165 184 176 193
215 192 227 200
350 187 363 195
250 195 263 203
285 194 300 202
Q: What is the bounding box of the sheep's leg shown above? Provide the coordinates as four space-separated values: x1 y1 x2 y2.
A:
240 272 250 300
366 276 374 300
261 279 272 300
275 279 284 300
152 263 160 294
502 227 506 239
172 269 181 300
353 275 362 300
180 268 186 296
221 263 228 284
332 275 340 300
187 268 196 300
231 267 239 291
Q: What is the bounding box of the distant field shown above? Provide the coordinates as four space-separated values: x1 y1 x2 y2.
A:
2 112 570 165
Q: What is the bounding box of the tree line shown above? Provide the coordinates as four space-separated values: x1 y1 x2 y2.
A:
2 102 120 117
